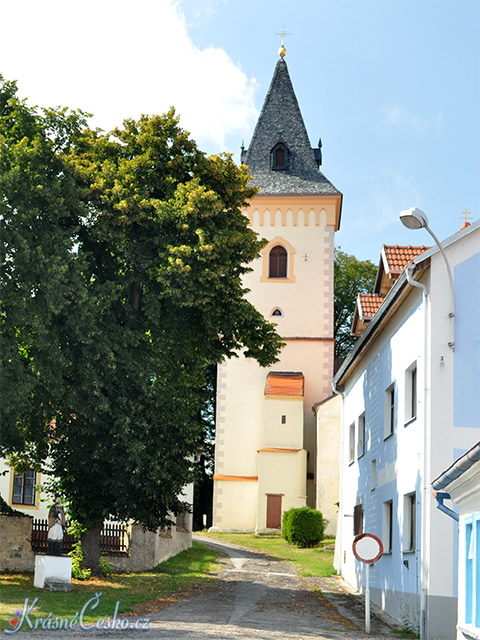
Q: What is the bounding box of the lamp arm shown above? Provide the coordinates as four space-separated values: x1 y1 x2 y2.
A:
425 224 455 349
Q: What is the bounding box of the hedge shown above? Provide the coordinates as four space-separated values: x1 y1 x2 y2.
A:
282 506 324 548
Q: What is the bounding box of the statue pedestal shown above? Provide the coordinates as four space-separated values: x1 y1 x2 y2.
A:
34 555 72 590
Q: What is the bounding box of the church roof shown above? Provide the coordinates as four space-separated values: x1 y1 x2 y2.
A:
242 58 341 197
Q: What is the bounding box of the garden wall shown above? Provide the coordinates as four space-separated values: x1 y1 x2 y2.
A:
0 514 34 571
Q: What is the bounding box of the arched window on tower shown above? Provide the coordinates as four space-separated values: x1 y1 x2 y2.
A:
271 142 289 171
269 245 288 278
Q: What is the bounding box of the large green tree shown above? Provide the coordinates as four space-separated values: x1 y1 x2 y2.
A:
0 78 283 572
334 248 377 359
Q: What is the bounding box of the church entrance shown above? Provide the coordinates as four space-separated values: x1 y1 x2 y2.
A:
266 494 283 529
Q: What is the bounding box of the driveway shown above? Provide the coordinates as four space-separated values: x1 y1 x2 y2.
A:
11 536 399 639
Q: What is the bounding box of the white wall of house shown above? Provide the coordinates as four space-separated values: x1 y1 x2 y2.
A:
335 222 480 640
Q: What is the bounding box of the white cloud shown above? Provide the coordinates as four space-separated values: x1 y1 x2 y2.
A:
379 106 443 133
0 0 258 151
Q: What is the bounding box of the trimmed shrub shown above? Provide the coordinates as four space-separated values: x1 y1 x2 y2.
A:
281 507 324 548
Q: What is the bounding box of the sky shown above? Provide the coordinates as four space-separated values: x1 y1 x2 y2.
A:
1 0 479 262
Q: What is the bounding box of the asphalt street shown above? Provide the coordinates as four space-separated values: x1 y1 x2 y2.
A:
9 536 399 639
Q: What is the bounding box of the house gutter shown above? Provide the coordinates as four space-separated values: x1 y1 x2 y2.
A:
430 442 480 522
432 492 459 522
432 441 480 490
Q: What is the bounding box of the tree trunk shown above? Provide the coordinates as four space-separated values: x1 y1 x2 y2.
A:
81 525 103 576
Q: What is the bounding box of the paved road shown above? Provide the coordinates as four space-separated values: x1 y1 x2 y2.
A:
10 536 398 639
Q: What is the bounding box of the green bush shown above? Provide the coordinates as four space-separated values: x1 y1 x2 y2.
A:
281 507 324 548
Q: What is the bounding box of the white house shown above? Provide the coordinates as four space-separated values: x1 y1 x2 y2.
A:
332 219 480 639
432 442 480 640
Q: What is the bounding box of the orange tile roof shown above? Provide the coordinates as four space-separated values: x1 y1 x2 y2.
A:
265 372 304 397
383 245 430 274
359 293 385 320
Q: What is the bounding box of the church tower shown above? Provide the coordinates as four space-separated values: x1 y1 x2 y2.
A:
211 50 342 532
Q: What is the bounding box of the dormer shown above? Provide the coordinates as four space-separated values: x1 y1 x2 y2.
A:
270 141 290 171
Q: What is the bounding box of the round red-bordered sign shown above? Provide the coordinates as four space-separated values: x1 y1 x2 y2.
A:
352 533 383 564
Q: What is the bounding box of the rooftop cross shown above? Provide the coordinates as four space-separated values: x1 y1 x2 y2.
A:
275 25 293 58
460 208 473 224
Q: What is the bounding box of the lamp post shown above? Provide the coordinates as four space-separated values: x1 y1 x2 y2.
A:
399 207 455 350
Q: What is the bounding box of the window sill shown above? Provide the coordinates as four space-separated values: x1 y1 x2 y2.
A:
404 417 417 427
402 549 416 554
382 551 392 556
383 432 394 441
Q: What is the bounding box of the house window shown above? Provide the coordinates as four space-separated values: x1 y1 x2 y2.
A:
271 142 289 171
12 469 37 505
357 412 366 458
403 492 416 552
405 363 417 423
269 246 288 278
371 459 376 491
281 415 287 424
384 384 395 438
383 500 393 553
353 502 364 536
349 422 355 464
463 513 480 628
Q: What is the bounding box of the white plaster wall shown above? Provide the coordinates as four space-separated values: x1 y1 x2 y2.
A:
263 398 304 449
257 449 307 531
337 288 425 603
315 394 341 537
427 228 480 603
211 478 258 530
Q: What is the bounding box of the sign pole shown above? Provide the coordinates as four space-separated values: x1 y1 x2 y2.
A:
352 533 383 636
365 563 371 633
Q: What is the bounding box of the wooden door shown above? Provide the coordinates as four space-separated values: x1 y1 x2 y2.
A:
266 494 282 529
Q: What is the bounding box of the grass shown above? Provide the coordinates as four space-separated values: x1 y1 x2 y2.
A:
196 531 336 577
0 541 218 633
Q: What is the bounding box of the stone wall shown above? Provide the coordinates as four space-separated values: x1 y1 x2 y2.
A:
0 514 34 571
0 514 192 574
109 517 192 573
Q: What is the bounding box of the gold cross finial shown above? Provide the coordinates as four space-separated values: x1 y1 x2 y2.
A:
460 208 473 224
275 25 293 58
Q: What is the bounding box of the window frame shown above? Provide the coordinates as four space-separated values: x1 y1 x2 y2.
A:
268 245 288 278
11 469 37 506
353 502 364 536
383 499 394 554
270 142 290 171
349 422 355 464
405 362 418 424
384 383 396 439
357 412 366 458
403 492 416 553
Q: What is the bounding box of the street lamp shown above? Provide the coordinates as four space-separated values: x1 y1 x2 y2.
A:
399 207 455 349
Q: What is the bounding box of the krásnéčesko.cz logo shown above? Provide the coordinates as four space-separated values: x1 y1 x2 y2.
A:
5 592 150 633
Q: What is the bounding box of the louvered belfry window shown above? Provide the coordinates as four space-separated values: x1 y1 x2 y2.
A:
269 245 287 278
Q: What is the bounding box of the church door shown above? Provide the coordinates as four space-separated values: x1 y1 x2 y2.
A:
266 494 283 529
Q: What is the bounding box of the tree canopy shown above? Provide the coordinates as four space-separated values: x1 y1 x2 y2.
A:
334 248 377 359
0 77 283 571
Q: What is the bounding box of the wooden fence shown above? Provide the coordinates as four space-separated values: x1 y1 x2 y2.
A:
31 520 128 555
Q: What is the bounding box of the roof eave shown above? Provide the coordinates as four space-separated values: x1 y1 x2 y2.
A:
333 262 427 386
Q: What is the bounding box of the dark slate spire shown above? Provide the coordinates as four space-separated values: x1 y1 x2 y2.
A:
243 58 340 196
